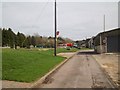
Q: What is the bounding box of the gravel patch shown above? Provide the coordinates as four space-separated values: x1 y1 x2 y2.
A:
57 52 75 58
92 54 119 87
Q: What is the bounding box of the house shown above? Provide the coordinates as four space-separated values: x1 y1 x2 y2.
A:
94 28 120 53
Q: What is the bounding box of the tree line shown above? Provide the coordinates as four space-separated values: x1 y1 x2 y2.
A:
1 28 73 49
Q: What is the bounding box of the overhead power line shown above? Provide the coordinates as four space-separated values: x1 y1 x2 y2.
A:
31 1 49 28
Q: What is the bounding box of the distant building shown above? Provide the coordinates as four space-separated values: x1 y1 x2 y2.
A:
57 43 66 48
75 40 86 48
94 28 120 53
85 38 90 48
88 37 94 49
75 39 91 48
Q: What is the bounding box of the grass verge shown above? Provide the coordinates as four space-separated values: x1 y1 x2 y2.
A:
2 48 79 82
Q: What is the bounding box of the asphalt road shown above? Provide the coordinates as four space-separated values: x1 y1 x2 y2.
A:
37 50 116 88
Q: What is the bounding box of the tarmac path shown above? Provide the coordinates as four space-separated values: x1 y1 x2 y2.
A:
37 50 116 88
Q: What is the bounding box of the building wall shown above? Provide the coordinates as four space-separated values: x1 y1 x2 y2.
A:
107 36 120 53
94 28 120 53
88 38 93 49
94 45 106 53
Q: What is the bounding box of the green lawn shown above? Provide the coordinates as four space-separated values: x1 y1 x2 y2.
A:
2 48 79 82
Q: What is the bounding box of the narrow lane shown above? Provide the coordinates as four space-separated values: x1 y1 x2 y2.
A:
37 50 115 88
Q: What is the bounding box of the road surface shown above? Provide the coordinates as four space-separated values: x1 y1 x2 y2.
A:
36 50 116 88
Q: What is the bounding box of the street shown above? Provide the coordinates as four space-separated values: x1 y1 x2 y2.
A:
36 50 115 88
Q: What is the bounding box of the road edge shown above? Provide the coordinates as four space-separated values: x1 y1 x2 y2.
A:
30 51 79 88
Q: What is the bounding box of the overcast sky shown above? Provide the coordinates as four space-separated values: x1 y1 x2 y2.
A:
1 1 119 40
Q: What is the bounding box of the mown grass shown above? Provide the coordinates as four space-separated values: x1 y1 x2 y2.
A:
2 48 79 82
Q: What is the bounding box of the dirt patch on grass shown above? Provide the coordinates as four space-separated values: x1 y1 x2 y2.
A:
38 48 49 51
57 52 75 58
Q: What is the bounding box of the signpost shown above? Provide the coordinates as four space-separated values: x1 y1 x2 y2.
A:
54 0 57 56
54 0 59 56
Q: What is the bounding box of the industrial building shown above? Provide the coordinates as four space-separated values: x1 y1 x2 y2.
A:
94 28 120 53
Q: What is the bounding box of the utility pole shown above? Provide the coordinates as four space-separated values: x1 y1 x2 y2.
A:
103 14 107 53
54 0 57 56
103 14 105 32
100 33 102 53
100 14 106 53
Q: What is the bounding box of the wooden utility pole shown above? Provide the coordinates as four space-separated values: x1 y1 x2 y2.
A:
100 33 102 53
103 14 107 53
54 0 57 56
100 14 106 53
103 14 105 32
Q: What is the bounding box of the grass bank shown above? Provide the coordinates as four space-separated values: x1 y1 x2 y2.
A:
2 48 79 82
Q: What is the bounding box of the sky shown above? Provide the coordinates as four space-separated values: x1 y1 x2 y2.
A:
1 1 119 40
